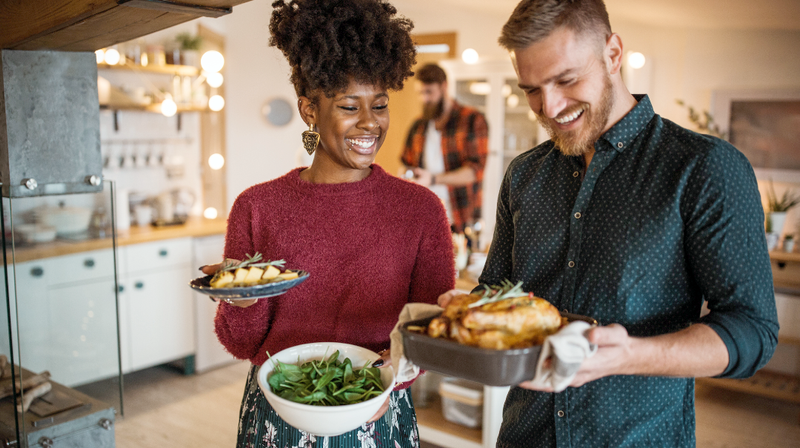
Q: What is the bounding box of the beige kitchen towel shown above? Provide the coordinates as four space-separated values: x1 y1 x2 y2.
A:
389 303 443 384
530 321 597 392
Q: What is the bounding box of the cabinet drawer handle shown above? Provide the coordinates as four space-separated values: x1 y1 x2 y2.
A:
135 281 144 289
117 285 125 293
84 258 95 268
30 267 44 277
159 249 168 257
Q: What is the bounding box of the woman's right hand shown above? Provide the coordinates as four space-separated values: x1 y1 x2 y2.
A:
201 260 259 308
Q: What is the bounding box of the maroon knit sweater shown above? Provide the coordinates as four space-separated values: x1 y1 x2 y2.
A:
214 164 455 368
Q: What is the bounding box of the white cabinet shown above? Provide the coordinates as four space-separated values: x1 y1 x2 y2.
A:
192 235 236 372
117 237 196 373
12 250 120 387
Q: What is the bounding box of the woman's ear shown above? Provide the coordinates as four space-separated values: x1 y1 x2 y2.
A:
298 96 317 126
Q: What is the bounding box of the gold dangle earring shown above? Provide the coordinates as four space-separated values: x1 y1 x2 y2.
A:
302 122 320 155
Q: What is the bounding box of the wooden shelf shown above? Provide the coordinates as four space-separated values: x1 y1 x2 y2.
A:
98 62 199 76
416 393 483 448
698 370 800 405
100 103 209 113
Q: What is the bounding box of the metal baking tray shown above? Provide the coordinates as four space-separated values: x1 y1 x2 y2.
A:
400 312 597 387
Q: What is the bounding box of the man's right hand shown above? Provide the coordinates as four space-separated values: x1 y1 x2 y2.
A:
436 289 461 308
201 260 259 308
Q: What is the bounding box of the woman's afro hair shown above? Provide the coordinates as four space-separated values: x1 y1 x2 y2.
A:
270 0 417 98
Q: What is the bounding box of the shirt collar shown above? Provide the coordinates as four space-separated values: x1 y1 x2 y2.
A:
599 94 654 153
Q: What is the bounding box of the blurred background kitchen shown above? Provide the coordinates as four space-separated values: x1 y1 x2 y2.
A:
1 0 800 447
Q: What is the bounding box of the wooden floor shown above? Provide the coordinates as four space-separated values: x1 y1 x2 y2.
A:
112 362 800 448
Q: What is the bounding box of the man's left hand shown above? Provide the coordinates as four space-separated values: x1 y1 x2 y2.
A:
411 167 434 187
518 323 632 391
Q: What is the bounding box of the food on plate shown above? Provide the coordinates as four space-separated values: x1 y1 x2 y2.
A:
267 350 385 406
425 280 562 350
208 252 298 288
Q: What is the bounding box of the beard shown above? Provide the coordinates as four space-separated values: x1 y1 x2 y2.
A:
422 97 445 121
537 74 614 157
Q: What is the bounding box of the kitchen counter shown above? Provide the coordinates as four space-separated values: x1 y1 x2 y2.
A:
8 217 227 263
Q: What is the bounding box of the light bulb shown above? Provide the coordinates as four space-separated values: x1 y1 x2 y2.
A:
203 207 218 219
95 49 105 64
208 153 225 170
462 48 479 65
201 51 225 73
208 95 225 111
627 52 646 69
502 84 513 97
468 82 491 96
161 95 177 117
506 94 520 108
206 72 224 88
104 48 120 66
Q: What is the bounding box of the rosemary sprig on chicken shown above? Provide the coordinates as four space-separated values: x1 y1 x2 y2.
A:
209 252 297 288
427 280 562 350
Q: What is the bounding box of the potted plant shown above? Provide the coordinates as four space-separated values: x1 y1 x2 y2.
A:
765 179 799 238
175 33 203 67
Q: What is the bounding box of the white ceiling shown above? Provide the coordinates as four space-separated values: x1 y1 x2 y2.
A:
413 0 800 31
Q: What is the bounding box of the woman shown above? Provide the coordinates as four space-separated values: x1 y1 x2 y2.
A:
203 0 455 446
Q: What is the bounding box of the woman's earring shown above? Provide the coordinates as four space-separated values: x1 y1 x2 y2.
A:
302 122 320 155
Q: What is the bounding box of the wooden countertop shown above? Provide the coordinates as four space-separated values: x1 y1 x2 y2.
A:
8 217 227 263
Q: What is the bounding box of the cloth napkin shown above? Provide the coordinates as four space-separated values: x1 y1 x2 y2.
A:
530 321 597 392
389 303 443 384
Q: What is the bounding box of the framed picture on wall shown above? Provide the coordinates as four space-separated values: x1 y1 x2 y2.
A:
712 89 800 183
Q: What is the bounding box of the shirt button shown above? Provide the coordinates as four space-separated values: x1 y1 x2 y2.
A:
557 410 565 417
568 261 575 268
617 142 624 149
574 212 581 219
573 171 580 178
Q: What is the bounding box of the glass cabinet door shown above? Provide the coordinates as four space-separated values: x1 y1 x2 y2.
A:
1 181 122 446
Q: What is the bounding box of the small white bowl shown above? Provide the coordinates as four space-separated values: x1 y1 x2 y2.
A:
257 342 395 437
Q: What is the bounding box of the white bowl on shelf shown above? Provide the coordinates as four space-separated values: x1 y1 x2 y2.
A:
36 206 92 236
15 224 57 243
257 342 395 437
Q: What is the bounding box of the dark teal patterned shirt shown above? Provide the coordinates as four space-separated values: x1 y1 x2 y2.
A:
480 95 779 447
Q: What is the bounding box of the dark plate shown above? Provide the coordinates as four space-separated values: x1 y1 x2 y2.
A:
400 312 597 387
189 271 310 300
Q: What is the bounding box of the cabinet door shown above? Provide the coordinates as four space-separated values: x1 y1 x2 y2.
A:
11 260 51 373
127 265 196 371
45 278 120 387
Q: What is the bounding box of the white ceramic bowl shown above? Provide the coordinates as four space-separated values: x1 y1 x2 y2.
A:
257 342 395 437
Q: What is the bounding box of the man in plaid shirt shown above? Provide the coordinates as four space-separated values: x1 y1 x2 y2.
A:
401 63 489 233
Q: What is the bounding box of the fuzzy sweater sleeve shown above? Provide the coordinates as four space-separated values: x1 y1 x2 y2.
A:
213 190 274 361
408 193 456 304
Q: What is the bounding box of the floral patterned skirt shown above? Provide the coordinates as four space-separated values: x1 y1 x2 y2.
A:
237 363 420 448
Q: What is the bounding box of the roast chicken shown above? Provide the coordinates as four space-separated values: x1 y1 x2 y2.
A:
427 282 562 350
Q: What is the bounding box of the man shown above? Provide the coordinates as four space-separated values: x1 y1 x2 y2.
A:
401 63 488 232
445 0 778 446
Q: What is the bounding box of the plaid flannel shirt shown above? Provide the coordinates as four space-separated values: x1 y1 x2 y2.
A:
401 101 489 232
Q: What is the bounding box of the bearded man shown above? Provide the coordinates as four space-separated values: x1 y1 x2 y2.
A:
438 0 778 446
401 63 488 233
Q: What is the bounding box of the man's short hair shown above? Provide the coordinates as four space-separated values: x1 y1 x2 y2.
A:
498 0 612 51
416 63 447 85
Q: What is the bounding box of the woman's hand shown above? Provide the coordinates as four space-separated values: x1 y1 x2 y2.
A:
200 260 259 308
366 349 392 423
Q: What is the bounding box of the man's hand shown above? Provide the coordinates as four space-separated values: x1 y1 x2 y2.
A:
518 323 632 391
437 289 461 308
411 167 434 187
200 261 258 308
